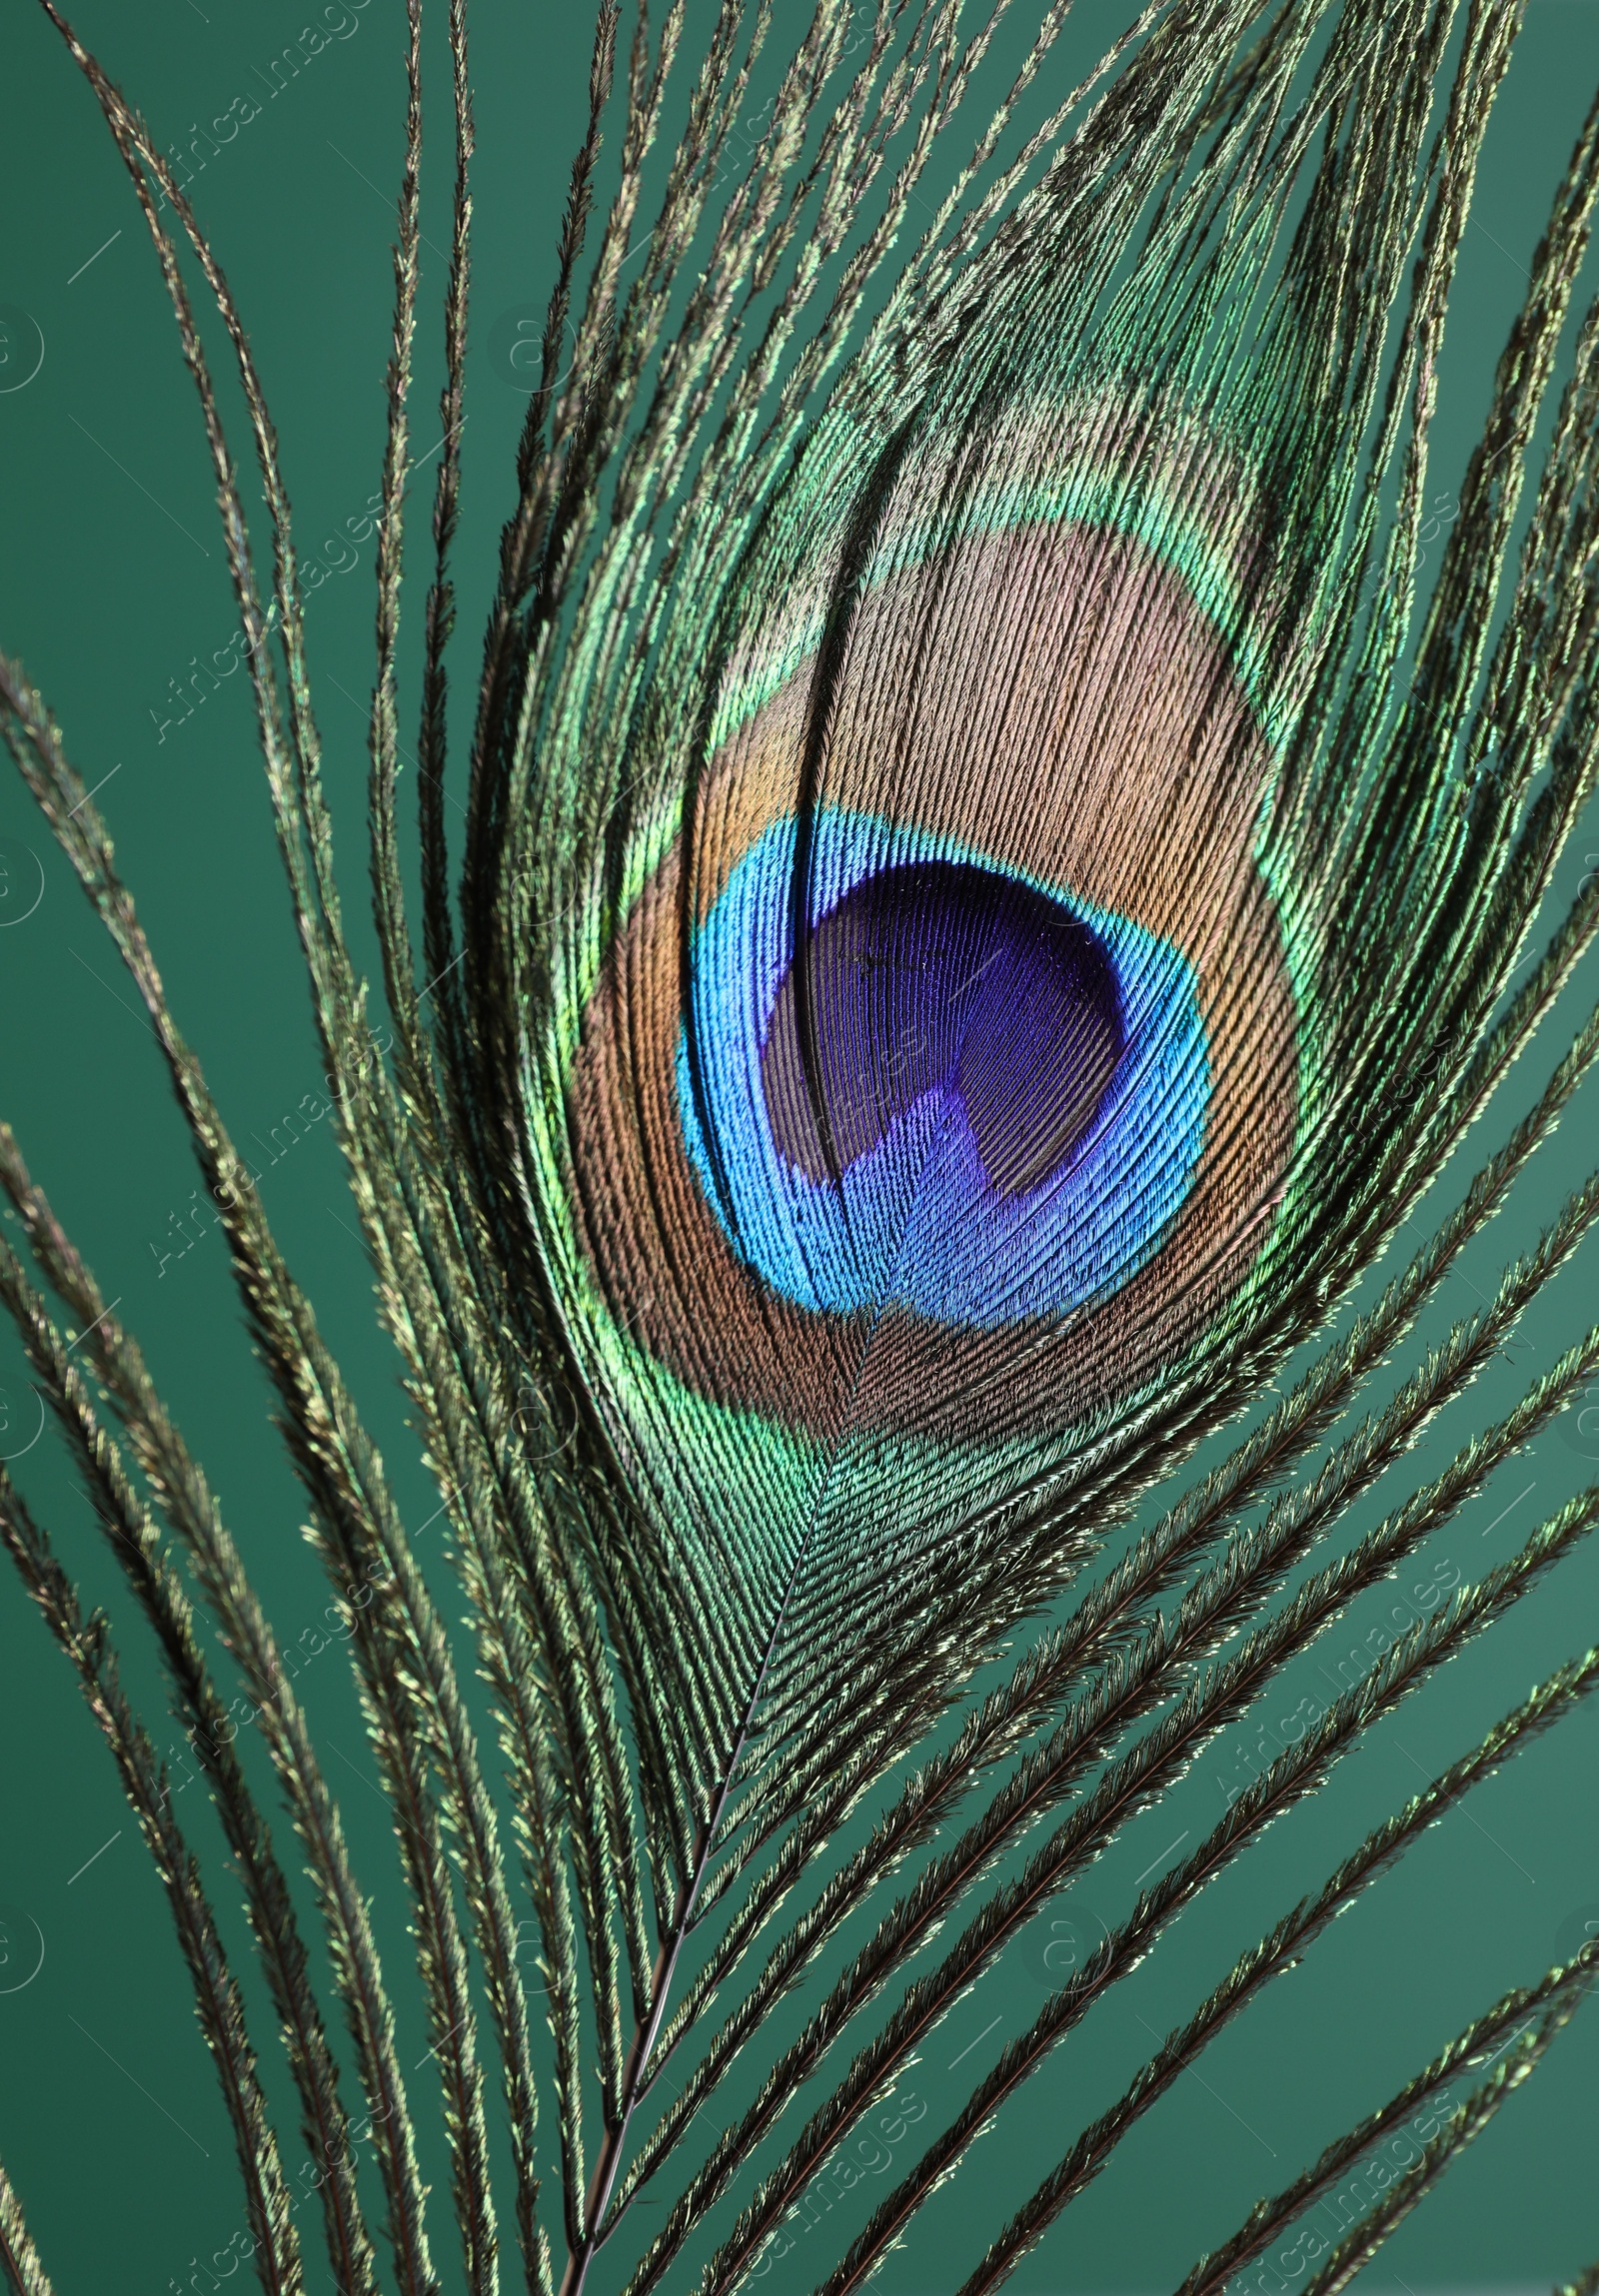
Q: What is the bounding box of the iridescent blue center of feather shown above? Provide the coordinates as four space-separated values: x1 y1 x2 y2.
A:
676 813 1210 1329
760 862 1123 1196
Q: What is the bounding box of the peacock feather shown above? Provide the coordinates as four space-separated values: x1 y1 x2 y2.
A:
3 0 1599 2290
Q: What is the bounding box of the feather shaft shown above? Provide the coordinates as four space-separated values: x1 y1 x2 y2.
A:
667 1320 1599 2296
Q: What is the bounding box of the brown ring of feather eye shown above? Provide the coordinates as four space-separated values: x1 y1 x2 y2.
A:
569 520 1298 1446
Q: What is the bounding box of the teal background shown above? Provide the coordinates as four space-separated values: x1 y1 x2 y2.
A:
1 2 1597 2291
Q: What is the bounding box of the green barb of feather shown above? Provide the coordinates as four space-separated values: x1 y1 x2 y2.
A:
0 2154 54 2296
0 1170 380 2296
972 1676 1599 2296
0 1471 306 2296
1293 2004 1583 2296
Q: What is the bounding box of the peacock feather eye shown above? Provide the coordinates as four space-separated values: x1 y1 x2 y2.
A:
570 421 1300 1448
680 832 1205 1323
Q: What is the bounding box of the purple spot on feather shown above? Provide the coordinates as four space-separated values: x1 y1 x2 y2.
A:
761 862 1123 1198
